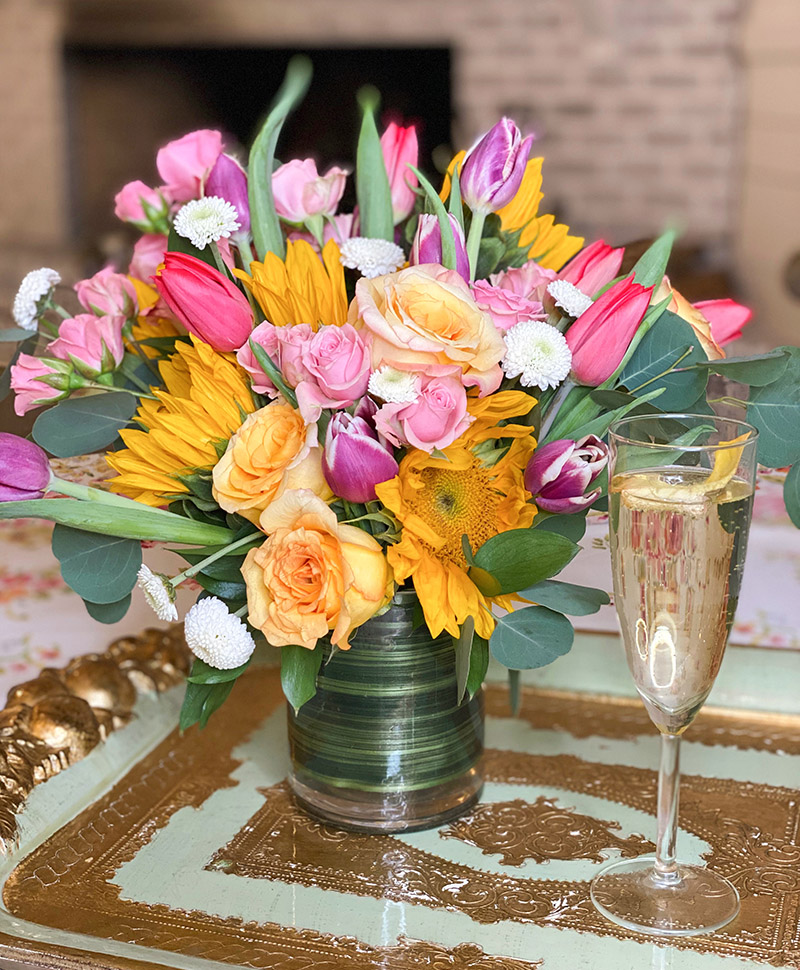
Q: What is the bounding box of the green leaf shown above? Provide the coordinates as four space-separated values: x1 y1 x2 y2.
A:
281 642 323 712
193 573 247 600
455 616 475 704
52 524 141 604
408 163 458 271
490 605 575 669
784 463 800 529
179 679 237 731
466 635 489 699
249 56 313 259
199 680 236 728
356 86 394 241
508 668 521 716
691 348 791 387
564 386 665 444
476 237 505 279
166 227 217 269
447 165 465 232
471 529 579 596
533 512 587 543
0 326 37 342
630 229 676 287
248 338 297 407
84 594 131 624
187 656 251 684
0 335 39 402
33 393 137 458
746 353 800 467
519 579 610 615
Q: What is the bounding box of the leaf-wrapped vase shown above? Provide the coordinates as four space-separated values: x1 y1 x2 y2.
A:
287 588 484 832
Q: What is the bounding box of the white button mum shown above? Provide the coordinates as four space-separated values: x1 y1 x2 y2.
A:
13 268 61 330
547 279 594 318
502 319 573 390
340 237 405 278
136 564 178 622
368 365 421 404
173 196 240 250
184 596 256 670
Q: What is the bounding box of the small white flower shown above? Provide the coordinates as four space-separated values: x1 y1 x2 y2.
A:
339 237 405 278
137 564 178 622
173 196 240 249
502 319 573 390
547 279 594 319
13 268 61 330
368 365 421 404
184 596 256 670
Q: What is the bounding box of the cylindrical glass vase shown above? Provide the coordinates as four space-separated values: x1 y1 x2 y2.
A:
287 588 484 833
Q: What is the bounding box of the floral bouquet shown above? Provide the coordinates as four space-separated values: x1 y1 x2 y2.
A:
2 58 799 728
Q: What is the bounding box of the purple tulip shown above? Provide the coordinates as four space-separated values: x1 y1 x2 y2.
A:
524 434 608 514
0 433 51 502
410 213 470 280
460 118 534 214
322 411 399 503
205 153 250 232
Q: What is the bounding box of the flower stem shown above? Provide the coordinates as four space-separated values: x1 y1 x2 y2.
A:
208 241 230 279
539 379 576 441
466 210 487 282
85 382 158 401
172 532 263 586
47 476 175 514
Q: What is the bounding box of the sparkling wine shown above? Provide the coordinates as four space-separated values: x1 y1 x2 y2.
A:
609 467 753 734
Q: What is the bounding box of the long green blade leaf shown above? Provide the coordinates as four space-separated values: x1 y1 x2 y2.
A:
407 164 457 270
355 86 394 241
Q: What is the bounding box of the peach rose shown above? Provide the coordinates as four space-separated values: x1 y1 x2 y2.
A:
350 263 505 395
212 403 331 524
241 490 389 650
653 276 724 361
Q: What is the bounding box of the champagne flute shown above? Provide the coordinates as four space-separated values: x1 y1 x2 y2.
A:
590 413 758 936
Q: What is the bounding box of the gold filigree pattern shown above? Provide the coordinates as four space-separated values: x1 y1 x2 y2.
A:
440 796 654 866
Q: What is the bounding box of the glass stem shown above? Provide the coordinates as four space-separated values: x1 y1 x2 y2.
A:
654 732 681 882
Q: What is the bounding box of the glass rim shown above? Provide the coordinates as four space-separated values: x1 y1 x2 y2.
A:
608 412 759 452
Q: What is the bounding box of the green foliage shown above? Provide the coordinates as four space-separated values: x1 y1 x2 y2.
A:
248 338 297 407
0 334 37 402
187 656 252 684
409 163 457 270
166 226 217 270
508 667 521 716
475 238 505 279
630 229 676 287
745 351 800 467
52 524 141 604
470 529 579 596
281 642 323 713
356 86 394 241
454 615 475 704
84 594 131 624
518 579 610 615
0 327 36 342
692 348 791 387
784 462 800 529
32 393 137 458
533 512 587 543
466 635 489 700
180 679 237 731
490 605 575 669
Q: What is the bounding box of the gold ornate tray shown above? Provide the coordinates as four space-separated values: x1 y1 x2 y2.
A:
0 629 798 969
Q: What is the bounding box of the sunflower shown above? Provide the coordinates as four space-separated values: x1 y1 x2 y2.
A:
375 391 538 640
106 336 255 505
234 238 347 329
441 153 583 271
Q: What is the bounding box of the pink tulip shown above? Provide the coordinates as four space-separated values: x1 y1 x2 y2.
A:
460 118 534 214
9 355 81 416
236 321 281 396
565 277 654 386
375 373 473 453
205 153 250 233
410 214 470 281
294 324 371 423
694 298 752 347
114 180 167 226
75 266 138 317
322 412 399 503
490 261 558 304
272 159 347 224
524 435 609 514
49 314 125 378
472 280 545 331
156 129 223 203
155 252 253 352
129 234 168 281
559 240 625 297
380 122 419 223
0 433 52 501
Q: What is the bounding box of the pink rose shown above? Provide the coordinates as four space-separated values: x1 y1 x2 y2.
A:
275 324 314 386
295 324 371 423
375 374 473 453
490 261 558 303
272 159 348 223
236 321 282 396
471 280 545 331
49 314 125 378
10 355 76 416
114 180 167 225
156 129 223 203
129 234 167 281
75 266 138 317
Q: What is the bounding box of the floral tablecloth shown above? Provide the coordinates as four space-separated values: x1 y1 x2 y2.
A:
1 460 798 704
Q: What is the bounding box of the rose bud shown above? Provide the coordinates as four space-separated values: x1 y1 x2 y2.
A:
49 314 126 379
0 433 52 501
75 266 138 318
524 434 609 514
380 122 419 223
410 214 470 281
460 118 534 214
205 153 250 233
155 252 253 352
9 354 85 417
322 412 399 503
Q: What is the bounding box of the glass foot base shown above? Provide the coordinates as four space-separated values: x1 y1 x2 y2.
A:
590 857 740 937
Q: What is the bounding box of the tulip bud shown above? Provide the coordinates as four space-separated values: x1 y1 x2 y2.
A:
460 118 534 214
322 412 399 503
410 214 470 280
559 240 625 297
380 122 419 223
565 276 653 386
205 153 251 233
9 354 86 417
155 252 253 352
525 435 608 514
0 433 51 502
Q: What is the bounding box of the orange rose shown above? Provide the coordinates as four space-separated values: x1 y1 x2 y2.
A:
653 276 724 361
241 490 389 650
212 402 331 524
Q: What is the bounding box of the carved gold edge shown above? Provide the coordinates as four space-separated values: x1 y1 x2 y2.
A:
0 625 191 852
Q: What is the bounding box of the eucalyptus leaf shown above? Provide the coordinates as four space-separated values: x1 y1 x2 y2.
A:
630 229 676 287
746 354 800 467
471 529 579 596
783 462 800 529
533 513 587 543
33 393 137 458
490 605 575 670
518 579 610 616
455 616 475 704
52 524 142 604
466 635 489 699
0 327 36 342
356 86 394 241
84 594 131 624
187 656 252 685
281 643 323 713
691 348 790 387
